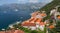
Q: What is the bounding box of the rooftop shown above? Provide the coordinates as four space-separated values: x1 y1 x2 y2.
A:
0 30 24 33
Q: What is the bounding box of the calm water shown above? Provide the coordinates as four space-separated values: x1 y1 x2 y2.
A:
0 9 38 29
0 3 45 29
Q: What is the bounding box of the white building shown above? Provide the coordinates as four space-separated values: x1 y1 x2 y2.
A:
50 9 57 15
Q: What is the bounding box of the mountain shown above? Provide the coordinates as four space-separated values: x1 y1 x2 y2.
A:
0 3 46 11
0 3 47 14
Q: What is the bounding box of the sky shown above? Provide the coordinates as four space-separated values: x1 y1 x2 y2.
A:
0 0 53 5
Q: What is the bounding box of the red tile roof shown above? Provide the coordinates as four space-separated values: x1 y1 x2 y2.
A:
57 15 60 19
21 22 36 26
31 11 40 17
40 13 46 17
0 31 5 33
35 18 42 22
8 29 15 33
39 22 45 25
49 25 55 29
0 30 24 33
6 30 14 33
29 17 35 22
14 30 24 33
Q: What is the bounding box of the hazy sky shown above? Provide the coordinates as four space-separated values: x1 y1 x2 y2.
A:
0 0 53 5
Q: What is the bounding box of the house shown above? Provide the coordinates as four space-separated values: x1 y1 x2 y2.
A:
54 12 60 20
21 22 36 30
49 25 55 29
14 30 24 33
0 30 25 33
50 7 60 20
40 11 47 18
50 6 60 20
57 15 60 19
29 17 36 23
39 22 45 31
30 11 40 17
30 11 47 18
0 31 5 33
50 8 57 15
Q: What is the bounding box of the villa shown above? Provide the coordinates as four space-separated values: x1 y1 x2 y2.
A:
50 5 60 20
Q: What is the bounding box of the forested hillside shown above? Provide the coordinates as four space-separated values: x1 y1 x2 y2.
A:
39 0 60 14
39 0 60 33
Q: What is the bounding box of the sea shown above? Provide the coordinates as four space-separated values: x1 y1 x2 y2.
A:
0 8 39 30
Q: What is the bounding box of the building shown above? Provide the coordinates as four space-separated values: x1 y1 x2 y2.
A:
21 22 36 30
21 11 47 31
50 5 60 20
0 30 24 33
50 8 57 15
54 12 60 20
14 30 24 33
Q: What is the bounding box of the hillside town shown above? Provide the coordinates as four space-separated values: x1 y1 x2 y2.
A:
0 5 60 33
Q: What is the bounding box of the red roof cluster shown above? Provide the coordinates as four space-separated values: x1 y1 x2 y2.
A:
21 18 44 26
21 11 46 26
14 30 24 33
0 30 24 33
21 22 36 26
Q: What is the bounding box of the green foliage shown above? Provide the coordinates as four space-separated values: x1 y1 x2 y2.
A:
58 7 60 12
30 30 37 33
39 0 60 33
56 21 60 27
39 0 60 15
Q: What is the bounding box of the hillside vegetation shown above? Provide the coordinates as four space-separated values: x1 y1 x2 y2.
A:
39 0 60 33
39 0 60 14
